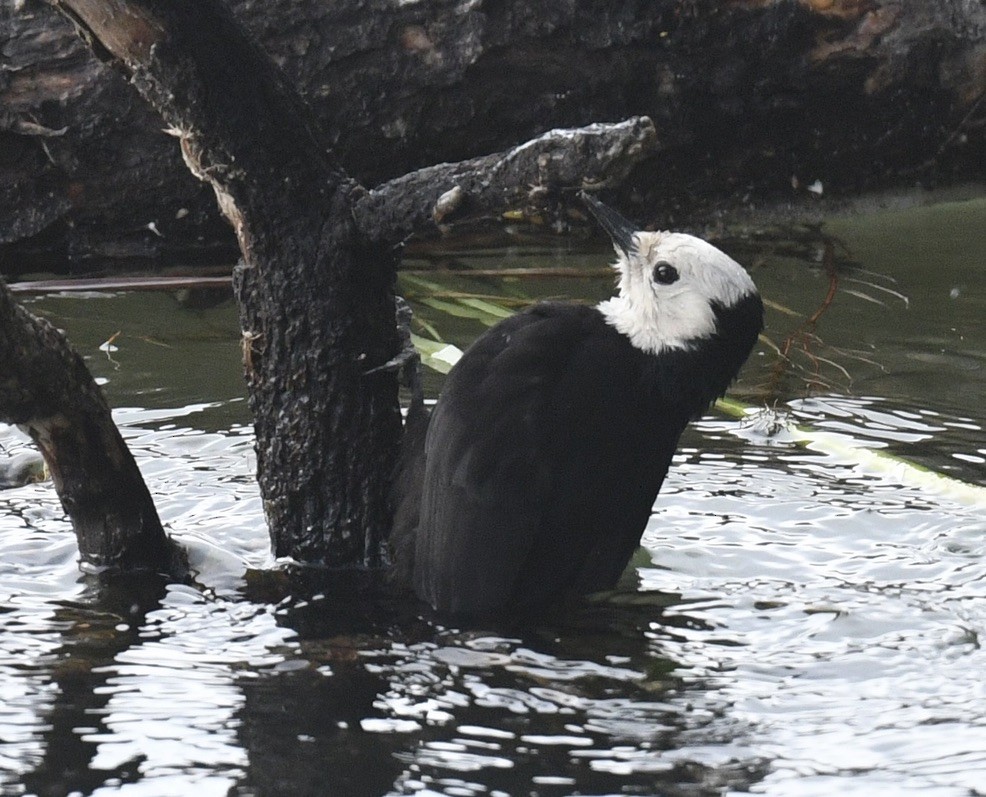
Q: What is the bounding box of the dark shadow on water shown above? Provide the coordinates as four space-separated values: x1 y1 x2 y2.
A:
17 572 170 797
229 569 768 796
4 560 770 796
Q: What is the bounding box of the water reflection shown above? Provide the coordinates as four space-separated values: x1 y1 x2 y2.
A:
643 397 986 795
233 592 769 796
2 196 986 795
17 576 171 797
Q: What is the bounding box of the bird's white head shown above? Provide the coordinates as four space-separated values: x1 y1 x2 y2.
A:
583 194 759 355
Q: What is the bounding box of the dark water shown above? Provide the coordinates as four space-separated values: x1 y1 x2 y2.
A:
1 195 985 796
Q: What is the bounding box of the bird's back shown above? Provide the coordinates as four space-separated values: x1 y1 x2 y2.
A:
401 302 696 616
392 196 765 617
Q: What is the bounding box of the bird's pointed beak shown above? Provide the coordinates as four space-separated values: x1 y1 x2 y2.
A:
580 192 637 256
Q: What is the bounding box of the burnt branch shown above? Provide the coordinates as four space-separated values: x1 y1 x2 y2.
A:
48 0 403 569
354 117 660 243
48 0 350 257
35 0 657 573
0 278 184 575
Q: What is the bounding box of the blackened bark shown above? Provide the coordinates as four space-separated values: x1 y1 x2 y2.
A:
354 117 660 244
39 0 667 571
230 235 403 567
2 0 985 271
0 0 665 574
45 0 406 567
0 278 183 573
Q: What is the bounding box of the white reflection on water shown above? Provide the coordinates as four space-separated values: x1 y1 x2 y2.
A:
83 586 293 793
1 391 985 796
640 396 986 795
0 406 296 796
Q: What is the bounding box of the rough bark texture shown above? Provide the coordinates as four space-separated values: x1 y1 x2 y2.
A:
1 0 984 272
42 0 407 567
0 278 182 573
2 0 663 573
354 116 660 243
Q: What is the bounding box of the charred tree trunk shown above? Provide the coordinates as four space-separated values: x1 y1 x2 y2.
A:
1 0 984 271
43 0 405 566
0 278 183 573
4 0 657 571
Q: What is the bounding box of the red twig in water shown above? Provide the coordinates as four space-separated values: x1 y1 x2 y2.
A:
767 238 840 397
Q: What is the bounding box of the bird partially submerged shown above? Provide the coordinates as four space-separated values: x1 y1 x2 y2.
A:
391 193 763 617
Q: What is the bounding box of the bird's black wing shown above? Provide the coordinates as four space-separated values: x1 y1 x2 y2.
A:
413 303 683 615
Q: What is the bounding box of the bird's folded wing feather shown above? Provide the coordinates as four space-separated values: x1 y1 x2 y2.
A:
414 304 671 613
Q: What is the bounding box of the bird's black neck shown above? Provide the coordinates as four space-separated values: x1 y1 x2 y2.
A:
632 292 762 420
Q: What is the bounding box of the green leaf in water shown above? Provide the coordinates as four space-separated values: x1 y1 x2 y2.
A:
411 333 463 374
457 297 516 319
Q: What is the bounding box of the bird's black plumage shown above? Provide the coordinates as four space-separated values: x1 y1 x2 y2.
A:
390 197 763 616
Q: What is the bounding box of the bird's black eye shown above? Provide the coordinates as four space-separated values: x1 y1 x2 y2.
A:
652 261 679 285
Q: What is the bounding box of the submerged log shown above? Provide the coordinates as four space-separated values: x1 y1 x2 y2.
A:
0 278 184 573
1 0 984 271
